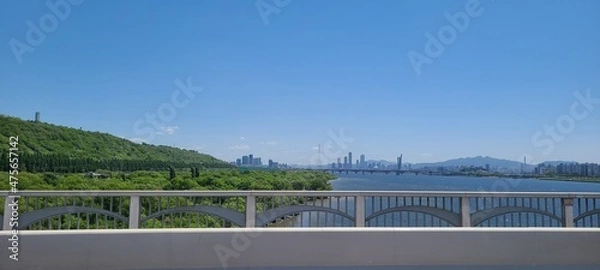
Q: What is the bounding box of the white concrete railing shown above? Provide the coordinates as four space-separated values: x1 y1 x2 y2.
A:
1 228 599 269
2 191 600 230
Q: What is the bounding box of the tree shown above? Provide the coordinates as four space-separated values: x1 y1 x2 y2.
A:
169 166 176 180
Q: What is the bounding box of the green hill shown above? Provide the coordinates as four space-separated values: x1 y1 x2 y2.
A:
0 114 232 172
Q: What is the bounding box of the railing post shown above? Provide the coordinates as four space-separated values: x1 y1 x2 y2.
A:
562 198 574 228
246 195 256 228
3 196 17 231
461 196 471 227
129 195 140 229
355 195 365 227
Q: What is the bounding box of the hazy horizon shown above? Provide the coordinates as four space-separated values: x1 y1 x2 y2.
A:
2 0 599 165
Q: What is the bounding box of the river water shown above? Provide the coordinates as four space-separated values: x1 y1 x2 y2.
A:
330 174 600 192
272 174 600 228
259 175 600 269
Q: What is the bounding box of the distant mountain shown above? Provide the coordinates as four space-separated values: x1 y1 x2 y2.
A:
366 159 397 166
410 156 533 170
302 155 588 170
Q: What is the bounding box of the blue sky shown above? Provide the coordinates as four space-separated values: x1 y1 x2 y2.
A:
1 0 599 165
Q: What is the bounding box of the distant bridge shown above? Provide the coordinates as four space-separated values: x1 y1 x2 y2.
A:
303 168 426 175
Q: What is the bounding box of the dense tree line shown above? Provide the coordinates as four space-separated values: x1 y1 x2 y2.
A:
0 169 335 191
0 151 231 173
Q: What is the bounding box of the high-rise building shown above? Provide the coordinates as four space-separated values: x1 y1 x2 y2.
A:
348 152 353 169
249 154 254 165
397 155 403 171
236 159 241 166
256 157 262 166
485 164 490 172
242 156 249 165
344 157 348 168
360 154 366 168
268 159 273 168
337 158 341 168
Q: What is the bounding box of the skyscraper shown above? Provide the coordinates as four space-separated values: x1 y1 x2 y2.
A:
360 154 366 168
242 156 249 165
344 157 348 168
249 154 254 166
348 152 352 169
397 155 402 171
236 159 241 166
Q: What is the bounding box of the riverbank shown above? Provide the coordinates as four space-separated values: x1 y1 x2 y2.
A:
435 172 600 184
537 177 600 183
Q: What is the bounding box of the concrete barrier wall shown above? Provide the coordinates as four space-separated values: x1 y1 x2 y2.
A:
1 228 599 270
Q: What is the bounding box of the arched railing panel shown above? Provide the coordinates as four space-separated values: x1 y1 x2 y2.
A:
18 206 129 229
574 209 600 224
366 206 461 227
256 205 354 227
471 207 562 227
140 205 245 227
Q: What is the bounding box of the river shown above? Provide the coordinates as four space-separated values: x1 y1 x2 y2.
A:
270 174 600 228
330 174 600 192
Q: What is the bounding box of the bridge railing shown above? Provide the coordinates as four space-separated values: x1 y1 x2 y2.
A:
2 191 599 230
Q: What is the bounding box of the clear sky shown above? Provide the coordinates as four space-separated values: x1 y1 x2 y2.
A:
1 0 599 165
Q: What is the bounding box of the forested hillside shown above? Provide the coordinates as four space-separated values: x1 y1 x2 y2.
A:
0 114 232 172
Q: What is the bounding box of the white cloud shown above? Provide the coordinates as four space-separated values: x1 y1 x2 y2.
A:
229 144 250 150
261 141 278 145
156 126 179 135
240 136 246 140
129 138 146 144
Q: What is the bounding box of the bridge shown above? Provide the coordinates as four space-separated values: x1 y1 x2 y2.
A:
303 168 424 175
1 190 599 269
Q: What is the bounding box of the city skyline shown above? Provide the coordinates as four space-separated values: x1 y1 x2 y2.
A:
1 1 599 165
